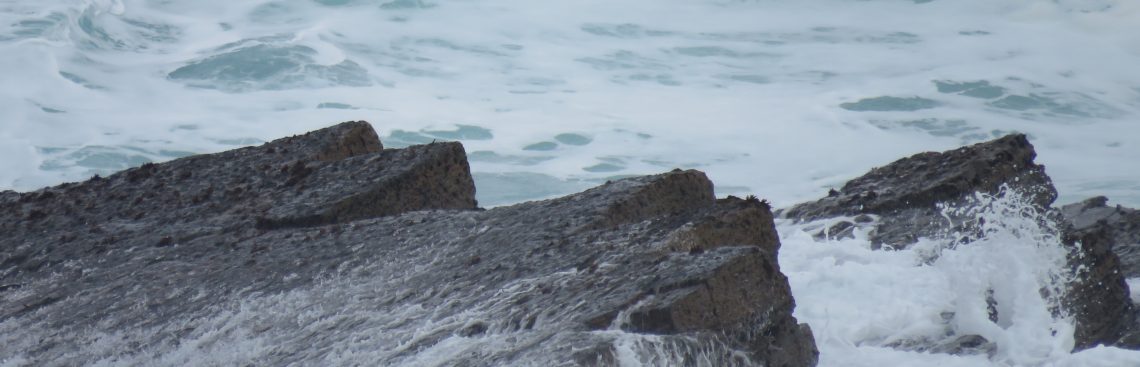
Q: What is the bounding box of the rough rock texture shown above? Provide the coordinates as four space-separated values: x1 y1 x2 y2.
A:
0 122 816 366
1059 197 1140 349
0 121 477 331
1061 197 1140 278
784 134 1056 249
887 334 996 357
783 134 1136 353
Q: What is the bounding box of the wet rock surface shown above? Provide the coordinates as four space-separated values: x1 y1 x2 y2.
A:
1059 218 1138 350
783 134 1137 353
1061 197 1140 278
1 121 477 343
887 334 997 357
784 134 1056 249
1058 197 1140 349
0 122 816 366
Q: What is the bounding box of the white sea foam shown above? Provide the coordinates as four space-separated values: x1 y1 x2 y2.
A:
780 188 1140 366
2 0 1138 207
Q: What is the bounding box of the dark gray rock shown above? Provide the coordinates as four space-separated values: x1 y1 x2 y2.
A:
0 122 816 366
887 334 996 357
929 335 996 356
1058 196 1140 350
784 133 1056 249
1059 217 1138 350
811 221 856 241
1 120 478 332
1061 197 1140 278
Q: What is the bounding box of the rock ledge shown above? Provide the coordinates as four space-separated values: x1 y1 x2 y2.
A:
0 121 816 366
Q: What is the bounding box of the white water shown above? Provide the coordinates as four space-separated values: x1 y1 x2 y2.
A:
3 0 1140 365
781 190 1140 366
2 0 1139 207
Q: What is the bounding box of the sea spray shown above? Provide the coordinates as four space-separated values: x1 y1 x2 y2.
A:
779 186 1139 366
931 187 1075 364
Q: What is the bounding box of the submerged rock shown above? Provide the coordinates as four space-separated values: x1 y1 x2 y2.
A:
887 334 996 357
0 122 816 366
783 134 1136 353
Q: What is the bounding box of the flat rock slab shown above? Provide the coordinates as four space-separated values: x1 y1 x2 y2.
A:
0 122 816 366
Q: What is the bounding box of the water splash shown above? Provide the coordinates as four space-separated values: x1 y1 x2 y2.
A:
780 186 1139 366
935 187 1075 364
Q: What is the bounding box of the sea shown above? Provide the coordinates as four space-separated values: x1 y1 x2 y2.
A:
2 0 1140 366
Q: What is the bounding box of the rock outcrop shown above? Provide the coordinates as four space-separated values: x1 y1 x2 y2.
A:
783 134 1136 353
1061 197 1140 278
1 120 478 335
1059 197 1140 349
0 122 816 366
784 134 1056 249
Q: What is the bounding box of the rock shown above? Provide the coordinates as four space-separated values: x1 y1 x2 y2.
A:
887 334 996 357
783 134 1136 353
1060 197 1140 278
929 335 997 356
661 195 782 255
784 134 1056 249
1 121 478 328
1059 220 1138 350
0 122 816 366
812 220 856 241
1058 196 1140 349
